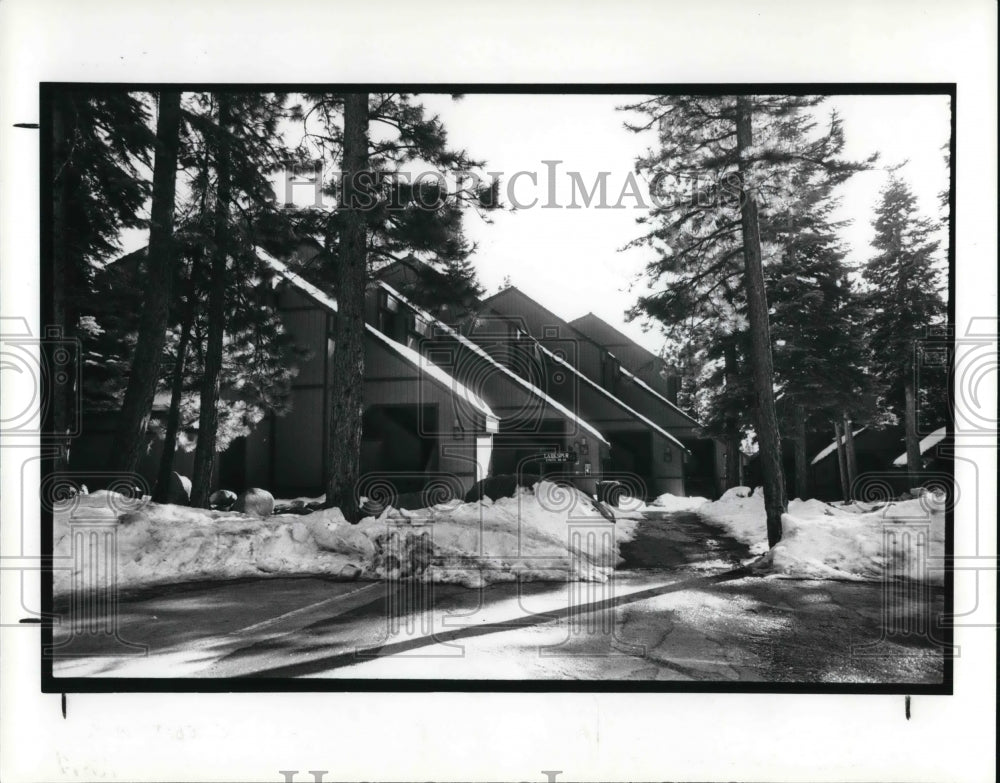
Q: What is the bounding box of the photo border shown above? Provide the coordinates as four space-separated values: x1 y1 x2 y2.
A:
38 81 957 696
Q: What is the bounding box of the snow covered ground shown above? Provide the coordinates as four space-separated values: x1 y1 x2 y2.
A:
696 486 945 584
53 482 943 596
53 482 641 595
610 492 709 519
648 492 711 512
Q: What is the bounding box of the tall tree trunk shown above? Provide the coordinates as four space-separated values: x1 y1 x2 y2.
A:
325 93 370 522
833 419 850 502
153 306 193 503
109 91 182 474
903 361 922 489
190 96 233 508
723 341 742 490
735 96 787 547
842 414 859 498
792 403 808 500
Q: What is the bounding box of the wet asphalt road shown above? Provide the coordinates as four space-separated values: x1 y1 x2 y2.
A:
51 511 946 683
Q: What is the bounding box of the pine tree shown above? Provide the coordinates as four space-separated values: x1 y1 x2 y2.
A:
322 92 371 521
764 127 879 500
188 94 234 506
109 91 182 475
174 92 297 506
622 94 873 540
50 90 152 467
862 176 946 487
622 95 754 491
291 92 499 520
398 253 486 322
77 92 303 502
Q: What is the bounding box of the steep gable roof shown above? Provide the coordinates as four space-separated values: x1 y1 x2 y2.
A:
380 281 609 446
570 312 662 368
811 427 869 466
471 298 688 452
483 287 702 428
256 248 498 425
892 427 949 466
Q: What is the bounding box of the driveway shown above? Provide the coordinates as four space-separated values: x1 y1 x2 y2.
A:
50 511 946 683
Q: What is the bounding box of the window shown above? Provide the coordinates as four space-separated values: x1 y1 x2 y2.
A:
377 290 406 342
408 314 429 348
601 353 621 391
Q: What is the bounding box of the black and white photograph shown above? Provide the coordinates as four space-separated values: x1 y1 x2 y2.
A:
40 86 954 685
0 2 995 782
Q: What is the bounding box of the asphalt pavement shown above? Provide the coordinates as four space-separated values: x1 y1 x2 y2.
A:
50 511 946 683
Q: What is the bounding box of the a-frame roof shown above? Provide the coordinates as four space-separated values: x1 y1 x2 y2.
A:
256 247 498 425
473 292 688 451
380 282 610 446
569 311 661 370
570 311 702 428
482 286 702 429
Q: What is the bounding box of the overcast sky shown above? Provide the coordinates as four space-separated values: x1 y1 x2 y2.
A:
416 92 951 353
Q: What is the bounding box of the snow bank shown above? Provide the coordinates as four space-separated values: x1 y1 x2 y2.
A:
649 493 710 513
606 492 709 521
53 494 371 595
757 493 946 584
695 486 945 583
697 486 771 553
53 482 635 594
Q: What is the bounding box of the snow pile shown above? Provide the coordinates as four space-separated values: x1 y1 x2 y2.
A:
607 492 709 520
367 482 639 588
53 482 636 594
648 493 710 512
697 486 770 553
757 492 946 584
694 487 945 583
53 494 372 595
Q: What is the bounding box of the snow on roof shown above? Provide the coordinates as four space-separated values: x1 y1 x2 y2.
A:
476 316 689 450
379 282 609 445
530 336 689 452
616 363 703 427
257 248 498 424
487 290 701 428
367 325 498 424
811 426 868 466
892 427 948 466
257 247 338 313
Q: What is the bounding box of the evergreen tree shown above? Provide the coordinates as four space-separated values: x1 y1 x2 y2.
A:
50 90 152 466
188 94 233 505
179 92 298 506
291 92 499 520
733 95 787 545
396 253 486 322
109 91 182 475
862 176 946 486
622 95 873 539
322 92 371 521
765 147 879 500
79 92 303 502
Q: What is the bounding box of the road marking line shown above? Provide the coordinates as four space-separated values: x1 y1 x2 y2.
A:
233 583 383 636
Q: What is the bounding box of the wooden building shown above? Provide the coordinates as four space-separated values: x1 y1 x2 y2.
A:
569 311 729 497
461 286 718 497
74 249 712 503
236 251 499 498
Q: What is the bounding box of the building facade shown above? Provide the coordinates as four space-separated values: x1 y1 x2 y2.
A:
73 249 718 504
